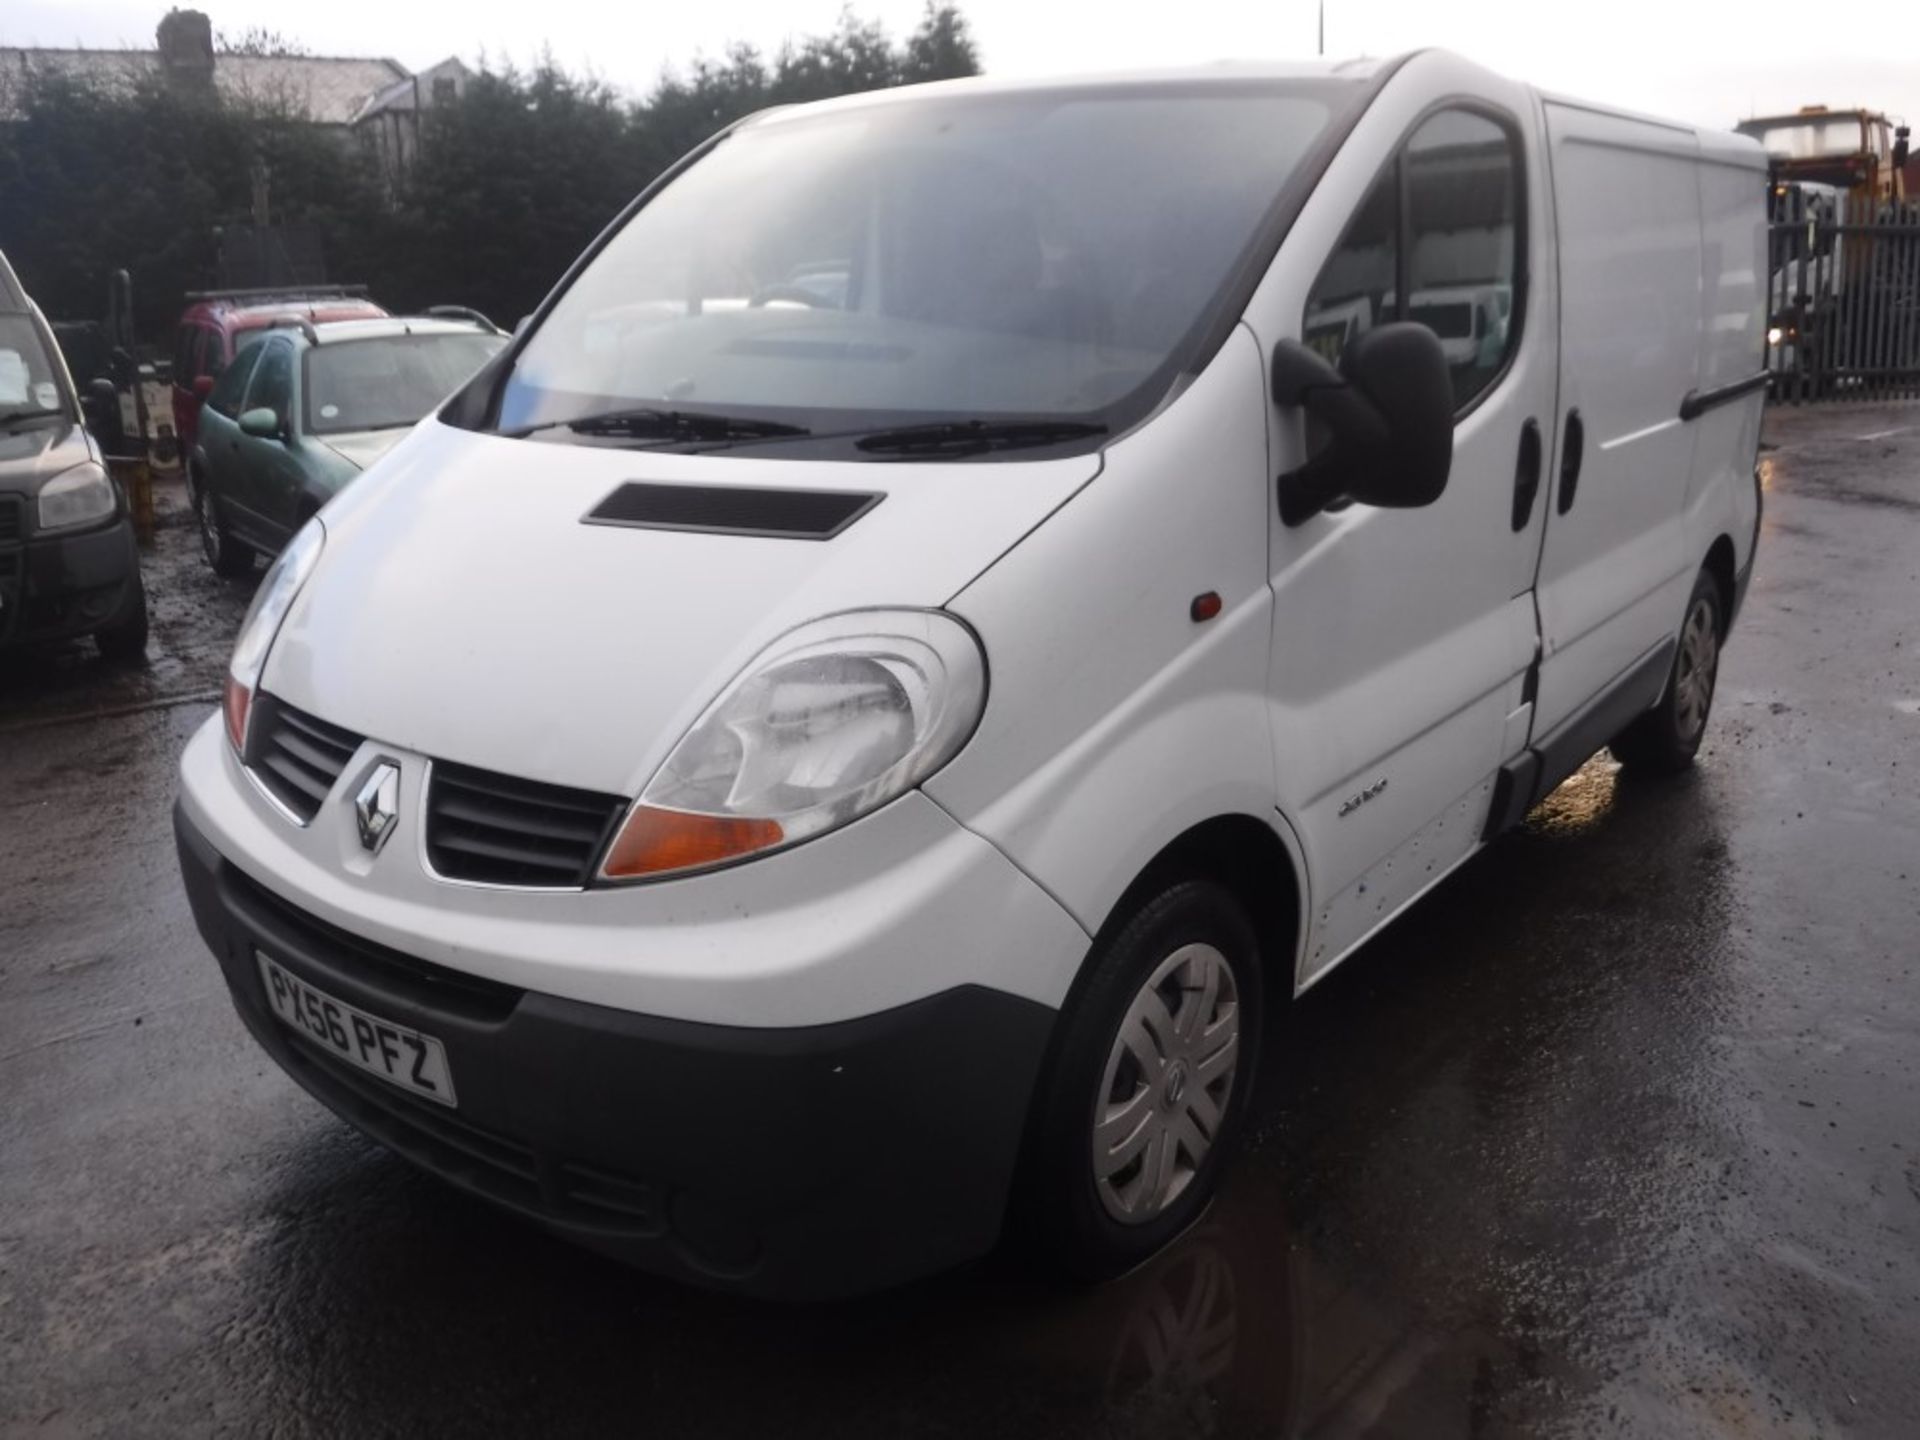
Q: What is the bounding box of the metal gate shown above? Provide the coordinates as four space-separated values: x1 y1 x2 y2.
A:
1767 191 1920 402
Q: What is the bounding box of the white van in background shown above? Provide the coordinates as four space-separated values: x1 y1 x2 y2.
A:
175 51 1767 1299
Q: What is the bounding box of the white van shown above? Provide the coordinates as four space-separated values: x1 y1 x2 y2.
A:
175 52 1767 1299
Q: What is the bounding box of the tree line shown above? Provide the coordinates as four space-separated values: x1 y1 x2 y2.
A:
0 6 979 342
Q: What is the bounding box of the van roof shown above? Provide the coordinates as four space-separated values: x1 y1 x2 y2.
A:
742 53 1763 162
741 55 1399 129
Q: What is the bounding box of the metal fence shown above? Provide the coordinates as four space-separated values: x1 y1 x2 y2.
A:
1766 192 1920 403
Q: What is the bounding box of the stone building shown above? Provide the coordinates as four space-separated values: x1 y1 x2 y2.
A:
0 8 470 179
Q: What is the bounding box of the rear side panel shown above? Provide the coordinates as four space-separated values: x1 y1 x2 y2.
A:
1687 132 1769 582
1530 102 1704 738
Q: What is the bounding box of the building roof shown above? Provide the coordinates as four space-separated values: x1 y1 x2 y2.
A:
351 57 471 123
0 47 408 125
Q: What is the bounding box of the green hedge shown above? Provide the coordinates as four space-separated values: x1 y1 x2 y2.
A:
0 6 978 341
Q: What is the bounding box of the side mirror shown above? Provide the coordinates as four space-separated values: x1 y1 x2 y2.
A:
192 375 216 402
83 377 120 433
1271 323 1455 526
238 406 284 440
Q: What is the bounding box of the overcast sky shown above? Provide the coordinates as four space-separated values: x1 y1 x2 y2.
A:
4 0 1912 129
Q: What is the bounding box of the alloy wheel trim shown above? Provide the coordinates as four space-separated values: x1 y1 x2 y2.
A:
1673 596 1719 740
1092 942 1242 1226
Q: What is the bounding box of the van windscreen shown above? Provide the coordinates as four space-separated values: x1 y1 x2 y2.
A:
490 81 1360 458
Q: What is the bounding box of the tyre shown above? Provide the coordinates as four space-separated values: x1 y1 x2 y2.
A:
192 465 254 578
1019 879 1264 1281
1610 568 1723 775
95 571 149 663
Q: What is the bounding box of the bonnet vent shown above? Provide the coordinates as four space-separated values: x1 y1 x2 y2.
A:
583 483 882 540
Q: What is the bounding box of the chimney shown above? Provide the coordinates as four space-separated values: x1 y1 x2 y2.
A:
156 9 215 91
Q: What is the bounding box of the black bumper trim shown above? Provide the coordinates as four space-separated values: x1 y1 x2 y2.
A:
1483 638 1674 841
0 514 141 650
175 802 1058 1299
1729 464 1763 633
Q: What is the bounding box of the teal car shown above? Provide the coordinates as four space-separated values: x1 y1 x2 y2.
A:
189 314 505 575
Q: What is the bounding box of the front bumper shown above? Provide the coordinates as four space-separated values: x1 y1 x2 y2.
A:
0 511 141 649
177 802 1059 1299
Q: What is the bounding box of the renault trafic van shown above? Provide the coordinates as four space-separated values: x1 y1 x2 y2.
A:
175 52 1767 1299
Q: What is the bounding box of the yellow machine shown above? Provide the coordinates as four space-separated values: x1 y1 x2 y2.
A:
1737 106 1910 205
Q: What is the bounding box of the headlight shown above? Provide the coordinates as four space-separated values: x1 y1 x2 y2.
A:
224 519 325 751
37 462 117 533
1767 325 1784 346
600 610 987 881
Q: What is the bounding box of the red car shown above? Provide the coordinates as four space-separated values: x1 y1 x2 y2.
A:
172 288 387 457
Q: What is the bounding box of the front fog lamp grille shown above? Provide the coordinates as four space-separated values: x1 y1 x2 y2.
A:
424 761 626 889
246 693 364 823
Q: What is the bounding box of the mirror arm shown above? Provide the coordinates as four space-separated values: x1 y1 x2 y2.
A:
1278 454 1351 528
1270 339 1392 527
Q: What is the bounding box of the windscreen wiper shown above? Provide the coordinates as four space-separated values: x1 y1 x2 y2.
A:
503 407 810 443
851 419 1109 456
0 407 67 429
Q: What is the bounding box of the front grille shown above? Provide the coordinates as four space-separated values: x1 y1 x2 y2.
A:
246 692 364 823
0 495 21 545
228 860 523 1021
424 761 626 889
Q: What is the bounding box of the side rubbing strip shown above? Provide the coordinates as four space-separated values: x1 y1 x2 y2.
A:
1679 371 1770 422
583 483 884 540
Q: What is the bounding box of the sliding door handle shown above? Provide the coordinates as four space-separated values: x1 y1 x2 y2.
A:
1511 419 1542 531
1557 409 1585 515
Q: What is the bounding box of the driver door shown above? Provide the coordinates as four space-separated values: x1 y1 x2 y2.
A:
1247 75 1560 984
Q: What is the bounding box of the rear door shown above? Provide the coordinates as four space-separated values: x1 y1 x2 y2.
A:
1529 104 1704 739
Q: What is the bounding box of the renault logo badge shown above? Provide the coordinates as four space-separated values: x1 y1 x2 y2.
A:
355 762 401 854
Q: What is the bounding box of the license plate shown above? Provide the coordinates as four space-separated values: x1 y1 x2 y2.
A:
256 952 458 1107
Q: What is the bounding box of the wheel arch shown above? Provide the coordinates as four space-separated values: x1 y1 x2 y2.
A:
1702 533 1737 637
1088 812 1308 1006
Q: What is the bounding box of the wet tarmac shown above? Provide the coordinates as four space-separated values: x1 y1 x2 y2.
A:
2 410 1917 1438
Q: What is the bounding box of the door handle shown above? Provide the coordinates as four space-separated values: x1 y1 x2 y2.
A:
1511 419 1542 531
1556 409 1585 515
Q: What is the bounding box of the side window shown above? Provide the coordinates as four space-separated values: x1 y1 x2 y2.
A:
205 329 230 382
207 343 262 419
1304 166 1397 367
1405 109 1519 409
1304 106 1523 413
246 339 295 422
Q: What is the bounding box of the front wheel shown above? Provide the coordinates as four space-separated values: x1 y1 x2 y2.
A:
1610 569 1723 775
1017 880 1263 1281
